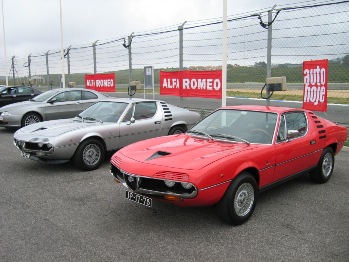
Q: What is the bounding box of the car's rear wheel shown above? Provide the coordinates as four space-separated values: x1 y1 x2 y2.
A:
73 139 105 171
168 126 186 135
310 147 334 183
217 172 258 225
21 112 42 127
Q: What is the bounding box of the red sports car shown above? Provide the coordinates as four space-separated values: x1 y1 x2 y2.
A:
110 105 347 225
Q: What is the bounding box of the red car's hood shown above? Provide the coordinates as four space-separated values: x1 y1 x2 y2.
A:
120 134 259 170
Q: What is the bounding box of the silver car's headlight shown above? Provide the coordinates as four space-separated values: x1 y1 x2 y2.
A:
1 111 11 116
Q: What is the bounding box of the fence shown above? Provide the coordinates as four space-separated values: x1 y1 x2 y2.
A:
2 1 349 106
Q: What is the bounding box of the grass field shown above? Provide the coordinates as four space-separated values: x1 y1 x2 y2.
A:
227 89 349 104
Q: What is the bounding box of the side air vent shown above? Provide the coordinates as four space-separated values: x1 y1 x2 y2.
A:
160 101 173 121
313 117 327 139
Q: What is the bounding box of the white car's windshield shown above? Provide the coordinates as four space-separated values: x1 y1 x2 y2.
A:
78 101 129 123
189 109 278 144
31 90 60 102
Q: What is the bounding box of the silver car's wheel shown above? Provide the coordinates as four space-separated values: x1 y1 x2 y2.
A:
82 144 101 166
217 172 257 226
73 139 105 171
21 113 42 127
310 147 334 183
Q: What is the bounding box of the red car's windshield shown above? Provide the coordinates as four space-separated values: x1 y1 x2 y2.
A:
189 109 278 144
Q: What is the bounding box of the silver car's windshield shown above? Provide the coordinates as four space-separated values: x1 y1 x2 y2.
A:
78 101 129 123
31 90 60 102
189 109 277 144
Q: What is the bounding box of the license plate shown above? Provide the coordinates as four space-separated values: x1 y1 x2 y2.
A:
126 190 152 208
21 152 30 159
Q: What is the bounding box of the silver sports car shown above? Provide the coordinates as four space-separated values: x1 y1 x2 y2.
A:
13 98 201 171
0 88 108 128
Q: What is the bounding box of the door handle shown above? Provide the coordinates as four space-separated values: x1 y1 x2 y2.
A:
154 121 161 124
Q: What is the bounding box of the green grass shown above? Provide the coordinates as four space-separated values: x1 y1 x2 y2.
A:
226 90 348 104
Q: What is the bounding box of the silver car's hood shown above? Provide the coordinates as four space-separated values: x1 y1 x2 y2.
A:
16 119 99 137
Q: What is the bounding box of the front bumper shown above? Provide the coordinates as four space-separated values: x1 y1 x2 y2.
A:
13 138 73 163
0 114 22 127
110 164 198 200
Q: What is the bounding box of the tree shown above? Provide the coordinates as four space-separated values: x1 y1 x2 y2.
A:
254 61 267 68
342 55 349 67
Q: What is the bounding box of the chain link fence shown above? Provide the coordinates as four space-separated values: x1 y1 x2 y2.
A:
2 1 349 108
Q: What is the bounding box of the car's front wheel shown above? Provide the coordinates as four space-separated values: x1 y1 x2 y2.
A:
21 112 42 127
310 147 334 183
73 139 105 171
217 172 258 225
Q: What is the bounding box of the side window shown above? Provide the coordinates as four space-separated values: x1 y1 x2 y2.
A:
64 91 79 101
83 91 98 100
70 91 81 100
9 88 16 94
133 102 157 120
18 87 32 94
277 112 307 141
53 92 66 102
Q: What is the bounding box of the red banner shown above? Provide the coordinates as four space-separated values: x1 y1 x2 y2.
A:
160 70 222 99
85 73 116 92
302 59 328 112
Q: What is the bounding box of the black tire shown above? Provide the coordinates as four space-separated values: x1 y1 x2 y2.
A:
21 112 42 127
73 139 105 171
216 172 258 225
310 147 334 184
168 125 186 135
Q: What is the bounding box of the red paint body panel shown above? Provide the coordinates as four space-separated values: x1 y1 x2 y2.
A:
111 105 347 207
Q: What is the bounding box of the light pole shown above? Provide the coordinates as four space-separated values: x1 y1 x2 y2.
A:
2 0 8 86
59 0 65 88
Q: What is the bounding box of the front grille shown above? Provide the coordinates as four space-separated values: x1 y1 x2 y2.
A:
124 174 139 191
110 164 197 198
24 142 52 151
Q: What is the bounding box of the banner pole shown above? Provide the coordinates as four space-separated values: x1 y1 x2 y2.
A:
222 0 227 107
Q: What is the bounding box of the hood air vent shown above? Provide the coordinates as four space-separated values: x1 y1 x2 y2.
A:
146 151 171 161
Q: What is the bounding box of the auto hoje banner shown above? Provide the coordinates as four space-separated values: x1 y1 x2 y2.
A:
85 73 116 92
160 70 222 99
302 59 328 112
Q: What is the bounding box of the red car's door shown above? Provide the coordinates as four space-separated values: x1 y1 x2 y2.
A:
273 112 321 182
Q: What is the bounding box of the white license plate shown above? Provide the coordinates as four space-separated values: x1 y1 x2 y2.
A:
126 190 152 207
21 152 30 159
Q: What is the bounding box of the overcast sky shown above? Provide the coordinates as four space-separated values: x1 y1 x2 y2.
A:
1 0 311 59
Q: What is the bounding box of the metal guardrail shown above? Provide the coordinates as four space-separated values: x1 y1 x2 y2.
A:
184 107 214 119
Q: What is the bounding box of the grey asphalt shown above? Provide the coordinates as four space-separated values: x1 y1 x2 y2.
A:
0 127 348 262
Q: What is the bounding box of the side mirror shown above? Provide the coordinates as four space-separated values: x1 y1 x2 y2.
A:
126 117 135 125
48 98 57 104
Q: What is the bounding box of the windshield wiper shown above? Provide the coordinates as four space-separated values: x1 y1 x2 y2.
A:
187 130 213 140
73 115 84 122
211 133 250 145
83 116 103 123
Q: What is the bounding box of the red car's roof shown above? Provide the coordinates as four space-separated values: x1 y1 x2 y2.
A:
220 105 307 114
